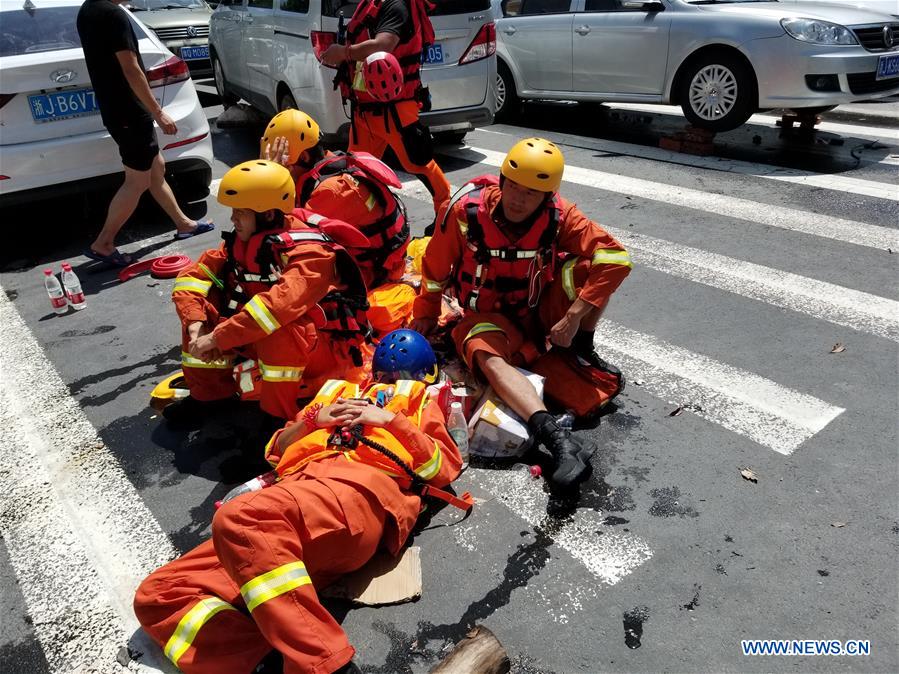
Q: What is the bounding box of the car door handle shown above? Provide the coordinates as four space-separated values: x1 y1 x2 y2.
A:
502 26 516 35
575 25 591 35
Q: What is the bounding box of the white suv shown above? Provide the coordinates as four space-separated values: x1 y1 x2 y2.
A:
209 0 496 142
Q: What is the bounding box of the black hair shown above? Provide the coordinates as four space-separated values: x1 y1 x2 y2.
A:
255 210 285 231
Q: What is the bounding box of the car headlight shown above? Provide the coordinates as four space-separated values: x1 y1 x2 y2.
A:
781 18 857 45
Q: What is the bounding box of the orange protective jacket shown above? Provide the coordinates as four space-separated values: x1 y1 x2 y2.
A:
413 184 632 321
172 214 342 353
264 379 462 554
298 158 405 288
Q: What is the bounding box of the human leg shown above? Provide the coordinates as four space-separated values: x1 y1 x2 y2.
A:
90 164 151 256
134 540 272 674
148 152 200 234
213 475 387 674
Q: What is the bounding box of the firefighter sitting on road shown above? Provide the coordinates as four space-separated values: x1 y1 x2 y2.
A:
164 160 371 427
410 138 633 490
260 108 410 292
319 0 451 230
134 329 467 674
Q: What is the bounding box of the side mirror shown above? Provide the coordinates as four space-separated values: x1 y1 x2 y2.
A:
620 0 665 11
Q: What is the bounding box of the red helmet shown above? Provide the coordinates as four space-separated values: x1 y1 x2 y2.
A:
362 51 404 103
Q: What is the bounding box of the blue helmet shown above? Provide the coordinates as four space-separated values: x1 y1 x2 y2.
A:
373 329 438 384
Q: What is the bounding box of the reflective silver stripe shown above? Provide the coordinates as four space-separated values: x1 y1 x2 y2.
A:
172 277 212 296
592 248 633 268
163 597 237 665
486 249 538 259
241 561 312 612
245 296 281 334
259 361 304 383
181 351 232 370
415 441 443 481
423 278 445 293
303 213 326 226
286 231 328 243
468 263 483 311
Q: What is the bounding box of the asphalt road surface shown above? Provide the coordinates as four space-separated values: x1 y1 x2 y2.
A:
1 89 897 674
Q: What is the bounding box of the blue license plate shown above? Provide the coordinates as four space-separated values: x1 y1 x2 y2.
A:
422 44 443 65
28 88 99 123
181 45 209 61
876 52 899 80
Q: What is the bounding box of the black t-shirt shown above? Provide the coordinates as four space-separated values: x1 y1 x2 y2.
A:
77 0 150 127
375 0 414 42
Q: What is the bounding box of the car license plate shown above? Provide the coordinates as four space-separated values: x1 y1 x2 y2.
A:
181 45 209 61
422 44 443 65
28 88 99 123
876 52 899 80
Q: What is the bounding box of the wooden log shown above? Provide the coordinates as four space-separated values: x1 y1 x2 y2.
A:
429 625 510 674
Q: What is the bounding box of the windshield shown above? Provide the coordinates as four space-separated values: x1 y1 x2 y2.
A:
683 1 779 4
127 0 206 10
0 6 81 57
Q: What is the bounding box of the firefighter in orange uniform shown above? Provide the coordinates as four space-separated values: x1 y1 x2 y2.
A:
164 160 371 426
319 0 451 228
259 108 410 290
134 330 467 674
411 138 633 489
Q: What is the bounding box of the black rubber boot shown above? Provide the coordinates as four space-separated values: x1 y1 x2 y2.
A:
162 395 238 429
528 411 595 489
571 331 626 394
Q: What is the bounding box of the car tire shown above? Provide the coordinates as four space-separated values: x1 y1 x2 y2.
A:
677 53 755 133
495 61 519 123
212 55 239 108
279 91 298 112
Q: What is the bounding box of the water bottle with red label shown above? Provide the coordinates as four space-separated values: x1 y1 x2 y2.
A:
61 262 86 310
43 269 68 315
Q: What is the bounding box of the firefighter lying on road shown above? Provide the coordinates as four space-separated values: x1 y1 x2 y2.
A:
411 138 633 490
164 160 371 427
135 329 467 674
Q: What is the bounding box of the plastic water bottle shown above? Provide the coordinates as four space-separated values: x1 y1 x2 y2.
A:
43 269 68 315
512 462 542 479
60 263 86 310
447 401 470 470
214 470 279 509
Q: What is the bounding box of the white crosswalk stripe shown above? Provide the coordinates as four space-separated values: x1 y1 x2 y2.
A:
442 146 898 250
481 125 899 201
594 322 845 455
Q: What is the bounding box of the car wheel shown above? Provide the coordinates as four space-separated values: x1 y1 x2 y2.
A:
279 91 298 112
495 61 519 122
678 53 755 132
213 56 239 107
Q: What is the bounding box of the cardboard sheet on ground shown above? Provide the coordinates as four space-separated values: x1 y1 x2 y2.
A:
320 546 421 606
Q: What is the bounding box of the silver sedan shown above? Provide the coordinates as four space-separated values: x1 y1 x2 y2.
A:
493 0 899 131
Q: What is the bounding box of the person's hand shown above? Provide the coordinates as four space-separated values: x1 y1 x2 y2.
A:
409 317 437 336
550 312 579 348
320 43 346 67
334 400 397 428
318 398 369 427
154 109 177 135
189 333 219 360
262 136 291 166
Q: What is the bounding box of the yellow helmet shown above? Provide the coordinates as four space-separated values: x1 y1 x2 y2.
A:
260 108 321 165
217 160 296 213
500 137 564 193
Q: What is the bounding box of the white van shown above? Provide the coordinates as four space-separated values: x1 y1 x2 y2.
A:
209 0 496 142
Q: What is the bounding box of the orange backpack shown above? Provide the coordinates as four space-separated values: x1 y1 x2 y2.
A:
530 349 624 418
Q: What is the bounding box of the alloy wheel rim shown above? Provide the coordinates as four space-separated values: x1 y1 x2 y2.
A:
495 73 506 112
688 64 738 121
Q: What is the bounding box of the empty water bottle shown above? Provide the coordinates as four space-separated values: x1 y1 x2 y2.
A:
512 462 542 479
61 263 86 310
43 269 68 315
447 401 470 470
214 470 279 509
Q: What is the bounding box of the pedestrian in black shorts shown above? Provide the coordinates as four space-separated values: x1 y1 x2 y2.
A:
76 0 214 266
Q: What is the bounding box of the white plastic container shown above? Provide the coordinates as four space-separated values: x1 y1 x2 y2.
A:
61 262 86 310
43 269 68 315
447 401 470 470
